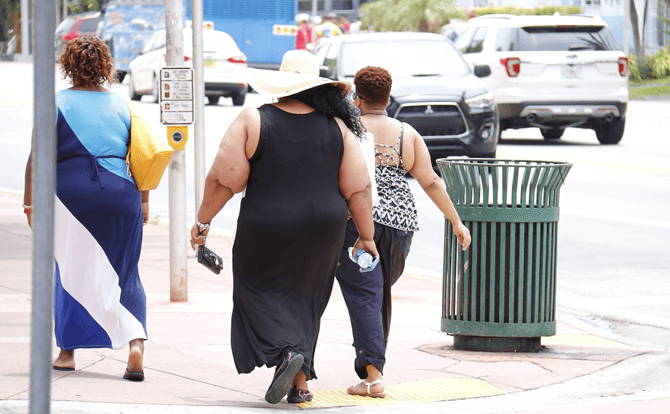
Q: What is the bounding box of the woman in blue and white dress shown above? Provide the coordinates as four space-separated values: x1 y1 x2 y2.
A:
23 37 148 382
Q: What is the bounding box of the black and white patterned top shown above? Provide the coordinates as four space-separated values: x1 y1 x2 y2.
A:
372 124 419 232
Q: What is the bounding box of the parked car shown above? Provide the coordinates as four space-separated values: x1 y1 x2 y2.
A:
55 12 102 57
454 14 629 144
127 28 248 106
314 32 499 161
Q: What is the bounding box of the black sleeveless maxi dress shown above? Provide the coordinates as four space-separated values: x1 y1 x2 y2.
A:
231 104 348 380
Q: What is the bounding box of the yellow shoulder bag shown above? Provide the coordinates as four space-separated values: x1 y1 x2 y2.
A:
126 101 174 191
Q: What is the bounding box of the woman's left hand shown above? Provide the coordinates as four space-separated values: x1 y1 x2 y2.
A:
453 222 471 251
142 201 149 226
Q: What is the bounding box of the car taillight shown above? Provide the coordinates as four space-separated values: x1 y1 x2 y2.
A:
618 57 629 77
228 55 247 64
163 54 190 63
500 57 521 77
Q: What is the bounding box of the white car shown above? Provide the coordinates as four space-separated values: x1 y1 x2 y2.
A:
454 14 629 144
127 28 248 106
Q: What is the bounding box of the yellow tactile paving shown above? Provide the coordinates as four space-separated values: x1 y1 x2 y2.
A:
542 333 633 348
297 378 505 408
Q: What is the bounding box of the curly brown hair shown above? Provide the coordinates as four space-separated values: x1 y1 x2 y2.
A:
59 37 116 88
353 66 392 107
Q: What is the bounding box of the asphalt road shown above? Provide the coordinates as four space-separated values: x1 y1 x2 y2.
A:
2 61 669 346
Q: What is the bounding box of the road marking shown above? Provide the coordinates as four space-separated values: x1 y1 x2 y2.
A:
496 150 670 176
0 100 32 108
0 138 30 146
0 337 30 343
563 208 670 229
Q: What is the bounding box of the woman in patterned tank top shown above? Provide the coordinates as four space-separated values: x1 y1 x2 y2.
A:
335 66 471 398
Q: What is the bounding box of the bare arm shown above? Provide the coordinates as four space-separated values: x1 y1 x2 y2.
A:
190 108 259 249
407 126 471 250
24 137 33 227
337 119 378 257
141 190 150 225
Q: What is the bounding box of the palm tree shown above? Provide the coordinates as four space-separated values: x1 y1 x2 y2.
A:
360 0 463 33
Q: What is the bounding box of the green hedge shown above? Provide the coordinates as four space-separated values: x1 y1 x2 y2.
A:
629 46 670 81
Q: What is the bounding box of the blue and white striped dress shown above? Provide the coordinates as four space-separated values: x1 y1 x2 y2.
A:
54 89 147 351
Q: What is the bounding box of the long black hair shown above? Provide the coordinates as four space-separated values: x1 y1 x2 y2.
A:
286 84 364 138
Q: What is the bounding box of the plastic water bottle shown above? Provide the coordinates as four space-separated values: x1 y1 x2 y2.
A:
348 247 378 272
355 251 374 268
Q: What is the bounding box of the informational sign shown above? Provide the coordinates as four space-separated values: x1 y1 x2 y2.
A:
273 24 297 36
160 67 194 125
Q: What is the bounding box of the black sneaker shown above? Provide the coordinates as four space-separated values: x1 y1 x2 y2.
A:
264 351 304 404
287 387 314 403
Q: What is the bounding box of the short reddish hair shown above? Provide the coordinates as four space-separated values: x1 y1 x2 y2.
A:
59 37 116 88
353 66 392 107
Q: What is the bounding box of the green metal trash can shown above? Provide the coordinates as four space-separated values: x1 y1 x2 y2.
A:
437 159 572 352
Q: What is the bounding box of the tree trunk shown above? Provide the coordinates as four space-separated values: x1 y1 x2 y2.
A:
641 0 649 55
630 0 642 56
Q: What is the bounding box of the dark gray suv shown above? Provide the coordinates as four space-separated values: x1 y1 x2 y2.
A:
314 32 499 161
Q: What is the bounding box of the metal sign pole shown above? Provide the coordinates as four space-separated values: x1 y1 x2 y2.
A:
191 0 206 211
21 0 29 58
29 0 56 412
165 0 188 302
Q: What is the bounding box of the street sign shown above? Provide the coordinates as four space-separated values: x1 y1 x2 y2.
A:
160 67 194 124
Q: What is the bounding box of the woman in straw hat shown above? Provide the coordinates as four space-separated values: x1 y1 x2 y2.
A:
190 50 378 404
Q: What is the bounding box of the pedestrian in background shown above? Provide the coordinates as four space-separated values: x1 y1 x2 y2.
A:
190 50 377 405
336 66 471 398
23 37 149 382
294 13 313 51
339 15 351 34
315 13 343 45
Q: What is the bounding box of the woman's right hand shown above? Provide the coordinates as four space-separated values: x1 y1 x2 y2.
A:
190 223 209 250
26 211 33 228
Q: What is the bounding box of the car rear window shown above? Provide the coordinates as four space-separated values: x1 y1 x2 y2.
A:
495 26 621 52
341 39 471 78
79 18 101 32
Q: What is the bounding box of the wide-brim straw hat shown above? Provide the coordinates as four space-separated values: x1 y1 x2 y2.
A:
246 50 352 98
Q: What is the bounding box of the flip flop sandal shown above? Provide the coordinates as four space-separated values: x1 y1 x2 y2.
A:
264 351 304 404
123 369 145 382
287 387 314 403
347 378 386 398
52 366 75 372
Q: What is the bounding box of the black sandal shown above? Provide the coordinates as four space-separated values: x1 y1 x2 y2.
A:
287 387 313 403
264 351 304 404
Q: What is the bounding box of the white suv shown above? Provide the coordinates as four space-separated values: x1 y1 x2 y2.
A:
454 14 629 144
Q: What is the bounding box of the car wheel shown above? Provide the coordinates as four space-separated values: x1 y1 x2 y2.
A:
128 73 142 101
151 74 160 103
479 151 497 159
207 95 220 105
232 92 245 106
595 118 625 144
541 128 564 140
116 71 126 84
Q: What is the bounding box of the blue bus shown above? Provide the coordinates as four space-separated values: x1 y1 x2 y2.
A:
185 0 296 69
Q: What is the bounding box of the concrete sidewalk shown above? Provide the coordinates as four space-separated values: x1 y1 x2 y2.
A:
1 192 669 413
